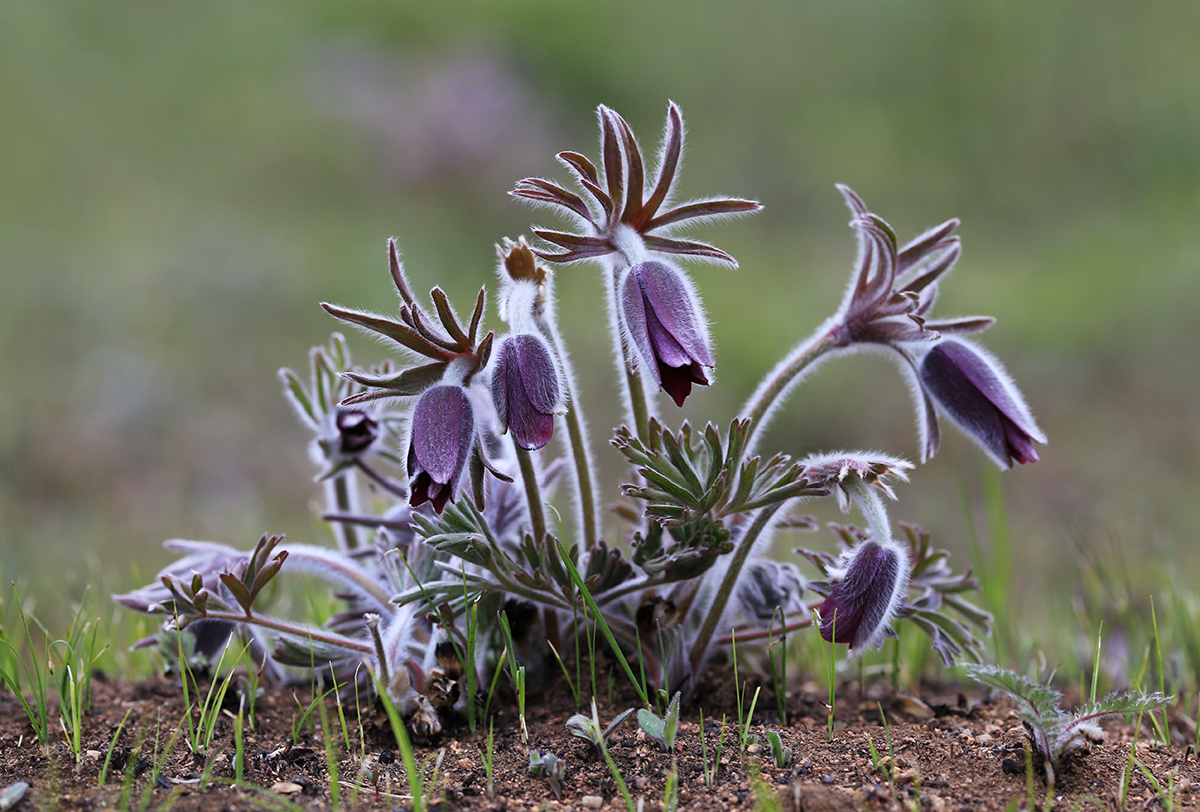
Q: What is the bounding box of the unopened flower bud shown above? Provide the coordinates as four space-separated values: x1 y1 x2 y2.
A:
919 338 1045 469
491 333 563 450
335 408 379 455
819 541 908 652
620 261 714 406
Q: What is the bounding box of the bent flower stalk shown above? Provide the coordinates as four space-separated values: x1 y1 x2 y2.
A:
116 102 1040 734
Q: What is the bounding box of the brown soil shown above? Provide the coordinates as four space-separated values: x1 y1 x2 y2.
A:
2 669 1197 812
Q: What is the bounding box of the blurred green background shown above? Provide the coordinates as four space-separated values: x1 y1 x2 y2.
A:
3 4 1198 662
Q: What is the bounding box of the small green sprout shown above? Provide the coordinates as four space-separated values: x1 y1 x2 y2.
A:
528 751 565 800
567 705 634 752
763 730 792 768
637 691 681 751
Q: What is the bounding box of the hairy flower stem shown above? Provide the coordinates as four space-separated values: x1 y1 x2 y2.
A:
365 615 391 688
353 460 409 498
201 610 373 656
626 368 652 442
328 473 360 551
688 502 786 676
716 604 822 645
513 445 564 649
845 479 893 546
514 446 548 546
739 320 842 456
606 249 654 444
539 317 600 550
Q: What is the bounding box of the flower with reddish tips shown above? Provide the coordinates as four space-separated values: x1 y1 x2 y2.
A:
406 385 475 513
800 451 913 512
919 338 1045 469
818 540 909 652
621 260 714 406
491 333 564 450
512 103 760 266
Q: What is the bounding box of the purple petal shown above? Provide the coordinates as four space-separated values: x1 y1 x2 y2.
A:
513 334 561 416
920 340 1043 468
621 269 661 387
409 385 473 485
634 261 714 366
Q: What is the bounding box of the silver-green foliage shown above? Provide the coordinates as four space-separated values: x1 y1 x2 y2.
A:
964 664 1171 768
637 691 681 751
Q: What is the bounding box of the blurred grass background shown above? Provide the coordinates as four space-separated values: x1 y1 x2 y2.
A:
3 3 1198 678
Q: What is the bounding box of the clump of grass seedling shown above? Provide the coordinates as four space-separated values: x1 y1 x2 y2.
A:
482 717 495 796
816 608 837 740
767 607 788 724
376 675 432 812
663 762 679 812
699 710 726 787
98 707 135 787
637 690 681 752
0 586 55 749
866 703 896 800
1135 758 1176 812
731 632 762 753
749 761 782 812
497 609 528 744
528 751 565 800
965 663 1171 793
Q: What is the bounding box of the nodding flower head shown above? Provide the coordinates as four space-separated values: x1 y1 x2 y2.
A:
491 333 564 450
818 540 909 652
621 260 714 406
334 407 379 455
919 338 1045 468
406 384 475 513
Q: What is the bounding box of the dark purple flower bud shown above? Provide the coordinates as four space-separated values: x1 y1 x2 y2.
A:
621 260 714 407
406 384 474 513
491 334 563 450
818 541 908 652
919 338 1045 469
335 407 379 455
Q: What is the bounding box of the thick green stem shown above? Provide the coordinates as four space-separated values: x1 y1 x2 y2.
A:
739 322 842 455
626 367 652 442
514 446 548 545
538 310 600 549
330 474 360 551
515 444 562 650
688 503 785 676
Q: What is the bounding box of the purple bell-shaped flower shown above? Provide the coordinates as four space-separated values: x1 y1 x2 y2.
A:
491 333 563 450
919 338 1045 469
406 384 474 513
818 540 908 652
620 260 714 407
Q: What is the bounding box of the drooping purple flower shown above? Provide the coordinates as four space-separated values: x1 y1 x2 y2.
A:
919 338 1045 469
818 540 908 652
335 407 379 454
621 260 714 406
406 384 474 513
491 333 563 450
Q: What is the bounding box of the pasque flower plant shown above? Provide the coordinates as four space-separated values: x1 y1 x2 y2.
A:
117 102 1044 733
